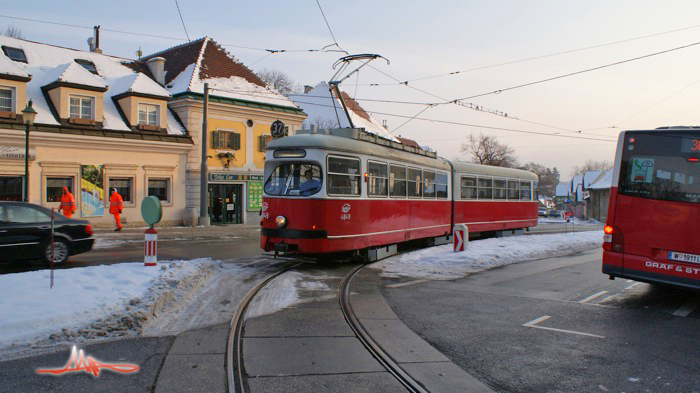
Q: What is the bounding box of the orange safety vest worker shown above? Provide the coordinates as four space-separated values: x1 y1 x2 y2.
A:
109 188 124 231
59 186 76 218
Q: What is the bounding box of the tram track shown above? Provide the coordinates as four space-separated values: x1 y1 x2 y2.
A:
226 259 429 393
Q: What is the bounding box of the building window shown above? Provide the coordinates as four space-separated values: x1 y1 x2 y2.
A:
389 164 406 198
436 172 448 199
367 161 388 197
148 178 170 202
109 178 132 203
478 177 493 200
507 179 519 200
423 170 436 198
2 46 27 63
461 176 477 199
258 134 272 152
494 178 507 200
138 104 159 126
407 167 422 198
0 176 23 201
75 59 98 74
46 177 73 202
520 181 532 200
213 131 241 150
0 86 14 112
69 96 94 119
327 156 360 196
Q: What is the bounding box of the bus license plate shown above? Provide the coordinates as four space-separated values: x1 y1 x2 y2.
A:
668 251 700 264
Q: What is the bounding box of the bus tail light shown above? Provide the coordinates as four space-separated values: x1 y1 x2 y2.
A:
603 225 624 252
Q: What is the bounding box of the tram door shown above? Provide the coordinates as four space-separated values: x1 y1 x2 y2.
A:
209 184 243 224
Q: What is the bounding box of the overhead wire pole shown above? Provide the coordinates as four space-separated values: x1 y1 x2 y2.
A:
199 83 210 226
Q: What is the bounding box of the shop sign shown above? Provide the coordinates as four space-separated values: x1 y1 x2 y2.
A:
0 146 36 160
210 173 263 182
248 181 263 211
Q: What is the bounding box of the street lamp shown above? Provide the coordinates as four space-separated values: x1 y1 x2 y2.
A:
21 100 37 202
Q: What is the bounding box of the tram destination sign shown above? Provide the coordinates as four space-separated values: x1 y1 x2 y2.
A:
209 173 263 182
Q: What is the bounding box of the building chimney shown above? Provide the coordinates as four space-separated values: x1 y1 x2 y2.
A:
146 57 166 86
304 85 313 94
87 26 102 53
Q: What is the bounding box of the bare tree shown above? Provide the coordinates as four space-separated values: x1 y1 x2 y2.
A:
572 159 612 175
303 117 340 130
461 133 518 167
256 68 301 95
3 24 25 39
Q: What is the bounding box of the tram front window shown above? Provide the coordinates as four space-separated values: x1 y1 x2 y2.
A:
264 162 323 196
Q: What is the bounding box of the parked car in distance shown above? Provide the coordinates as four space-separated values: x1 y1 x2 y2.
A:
538 207 548 217
0 201 94 265
548 209 561 218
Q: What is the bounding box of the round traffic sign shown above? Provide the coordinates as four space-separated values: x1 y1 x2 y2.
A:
141 196 163 227
270 120 285 138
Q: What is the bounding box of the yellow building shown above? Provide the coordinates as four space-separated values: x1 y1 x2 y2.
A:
143 38 306 225
0 36 192 227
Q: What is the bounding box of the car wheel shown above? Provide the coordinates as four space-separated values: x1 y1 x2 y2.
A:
44 238 70 265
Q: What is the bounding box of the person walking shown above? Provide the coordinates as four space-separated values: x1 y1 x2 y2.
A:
109 188 123 231
59 186 76 218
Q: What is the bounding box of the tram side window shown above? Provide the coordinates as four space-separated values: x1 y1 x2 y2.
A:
478 177 493 199
494 179 507 200
407 167 422 198
461 176 477 199
327 156 361 196
436 172 448 199
390 164 407 198
507 179 519 200
423 170 436 198
368 161 388 197
520 181 532 200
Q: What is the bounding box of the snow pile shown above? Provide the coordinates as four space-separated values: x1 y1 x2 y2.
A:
244 270 335 319
0 259 220 357
375 231 603 280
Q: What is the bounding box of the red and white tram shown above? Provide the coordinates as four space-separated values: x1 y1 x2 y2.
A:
260 128 538 259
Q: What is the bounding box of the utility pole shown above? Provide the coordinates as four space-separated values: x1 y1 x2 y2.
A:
198 83 210 226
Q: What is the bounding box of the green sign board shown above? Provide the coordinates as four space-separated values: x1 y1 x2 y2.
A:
247 182 263 211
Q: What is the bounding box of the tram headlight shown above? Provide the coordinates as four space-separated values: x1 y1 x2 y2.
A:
275 215 288 228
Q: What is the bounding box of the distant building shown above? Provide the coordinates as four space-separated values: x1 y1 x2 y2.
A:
554 170 612 221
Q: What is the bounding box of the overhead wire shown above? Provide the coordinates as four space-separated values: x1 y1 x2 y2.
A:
454 40 700 101
174 0 191 42
359 22 700 86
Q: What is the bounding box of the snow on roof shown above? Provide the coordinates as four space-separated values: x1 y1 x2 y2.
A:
0 53 29 78
588 170 613 190
555 182 572 197
288 82 399 142
53 62 106 89
155 37 297 109
0 35 184 135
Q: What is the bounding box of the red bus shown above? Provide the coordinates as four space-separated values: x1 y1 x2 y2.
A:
603 127 700 289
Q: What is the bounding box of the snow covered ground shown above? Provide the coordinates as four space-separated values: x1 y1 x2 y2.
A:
375 230 603 280
0 259 221 360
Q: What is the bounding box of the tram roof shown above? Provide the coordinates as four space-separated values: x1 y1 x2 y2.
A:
268 128 537 180
268 128 451 169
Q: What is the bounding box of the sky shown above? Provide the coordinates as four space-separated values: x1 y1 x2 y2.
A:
3 0 700 178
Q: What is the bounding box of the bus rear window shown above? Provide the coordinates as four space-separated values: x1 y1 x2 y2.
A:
619 131 700 204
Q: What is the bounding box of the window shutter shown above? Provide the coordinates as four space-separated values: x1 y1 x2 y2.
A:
258 135 268 152
233 132 241 150
212 131 219 148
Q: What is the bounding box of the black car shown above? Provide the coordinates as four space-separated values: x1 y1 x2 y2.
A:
0 201 94 264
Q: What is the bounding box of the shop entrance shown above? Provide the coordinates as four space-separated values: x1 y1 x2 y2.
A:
209 183 243 224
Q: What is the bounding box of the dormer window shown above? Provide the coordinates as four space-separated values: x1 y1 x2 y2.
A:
2 46 27 63
138 104 159 126
75 59 98 75
69 95 94 120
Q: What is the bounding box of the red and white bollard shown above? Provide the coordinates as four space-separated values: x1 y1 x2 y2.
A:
144 228 157 266
453 224 468 252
